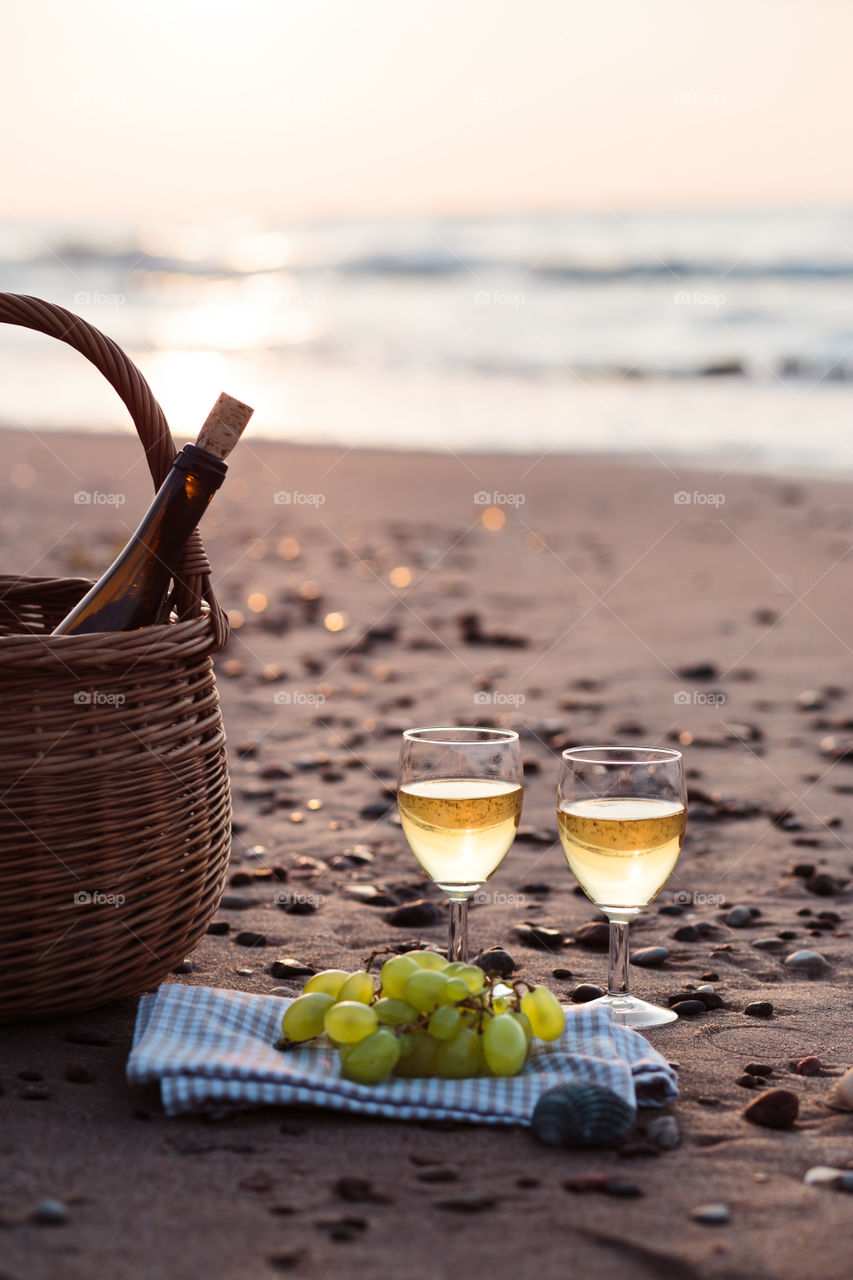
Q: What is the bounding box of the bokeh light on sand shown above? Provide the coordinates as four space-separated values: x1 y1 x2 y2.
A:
481 507 505 531
324 611 348 632
389 566 412 588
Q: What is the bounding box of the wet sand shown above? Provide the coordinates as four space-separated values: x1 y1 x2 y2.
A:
1 429 852 1280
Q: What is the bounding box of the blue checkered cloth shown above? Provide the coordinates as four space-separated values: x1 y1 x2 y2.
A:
127 985 677 1123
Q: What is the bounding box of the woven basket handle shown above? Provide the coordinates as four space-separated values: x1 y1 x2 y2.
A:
0 293 228 647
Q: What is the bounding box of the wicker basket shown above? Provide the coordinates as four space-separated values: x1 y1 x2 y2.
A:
0 294 232 1021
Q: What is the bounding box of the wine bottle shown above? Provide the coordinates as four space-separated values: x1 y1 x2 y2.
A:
52 393 253 635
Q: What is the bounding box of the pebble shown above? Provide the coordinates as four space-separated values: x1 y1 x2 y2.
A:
701 972 720 982
21 1085 51 1100
630 946 669 968
671 999 706 1017
230 871 255 887
678 661 719 681
64 1063 96 1084
235 968 254 977
386 900 442 928
795 1056 822 1076
672 924 700 942
515 828 557 846
603 1178 643 1198
235 931 267 948
65 1026 111 1046
270 958 316 979
284 898 319 916
33 1199 69 1225
551 968 573 980
173 959 193 974
744 1001 774 1018
571 983 606 1004
475 946 517 976
737 1074 759 1089
666 990 723 1010
220 895 249 910
207 920 230 935
690 1203 731 1225
724 905 752 928
744 1063 773 1077
343 884 396 905
807 872 843 897
512 924 564 951
743 1088 799 1129
753 937 784 951
434 1194 496 1212
415 1165 459 1183
563 1173 609 1193
784 949 828 975
360 801 392 820
334 1177 393 1204
574 922 611 949
645 1115 680 1150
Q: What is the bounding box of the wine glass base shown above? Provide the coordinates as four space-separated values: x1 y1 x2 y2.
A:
582 993 677 1029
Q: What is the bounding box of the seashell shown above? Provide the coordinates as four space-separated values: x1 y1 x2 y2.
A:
826 1066 853 1112
531 1082 636 1148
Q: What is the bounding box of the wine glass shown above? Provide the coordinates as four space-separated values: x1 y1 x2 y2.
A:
557 745 687 1028
398 727 523 962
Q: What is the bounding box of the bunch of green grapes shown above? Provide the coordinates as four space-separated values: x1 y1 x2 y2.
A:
276 949 566 1085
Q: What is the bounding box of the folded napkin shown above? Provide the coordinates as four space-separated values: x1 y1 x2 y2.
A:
128 984 677 1123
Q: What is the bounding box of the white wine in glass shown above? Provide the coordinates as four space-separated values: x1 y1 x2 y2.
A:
557 746 687 1029
398 728 523 961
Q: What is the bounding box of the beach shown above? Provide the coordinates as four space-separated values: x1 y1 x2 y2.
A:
2 427 852 1280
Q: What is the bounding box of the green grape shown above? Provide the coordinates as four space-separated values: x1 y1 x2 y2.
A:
428 1004 461 1041
374 997 418 1026
511 1009 533 1050
337 971 376 1004
339 1028 401 1084
303 969 351 998
406 950 447 972
436 1026 483 1078
483 1012 528 1076
404 969 449 1013
281 992 335 1042
438 977 470 1005
379 954 419 999
492 992 513 1014
520 986 566 1041
393 1032 439 1077
443 962 486 994
395 1032 413 1058
324 1000 378 1044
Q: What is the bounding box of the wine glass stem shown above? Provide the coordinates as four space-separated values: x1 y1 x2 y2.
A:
607 919 630 998
448 897 469 963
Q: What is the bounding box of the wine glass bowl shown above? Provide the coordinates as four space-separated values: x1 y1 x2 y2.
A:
398 727 523 961
557 745 687 1028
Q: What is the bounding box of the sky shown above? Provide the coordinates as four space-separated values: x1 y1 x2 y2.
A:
2 0 852 222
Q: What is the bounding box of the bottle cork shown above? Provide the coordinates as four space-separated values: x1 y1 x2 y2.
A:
195 393 254 461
